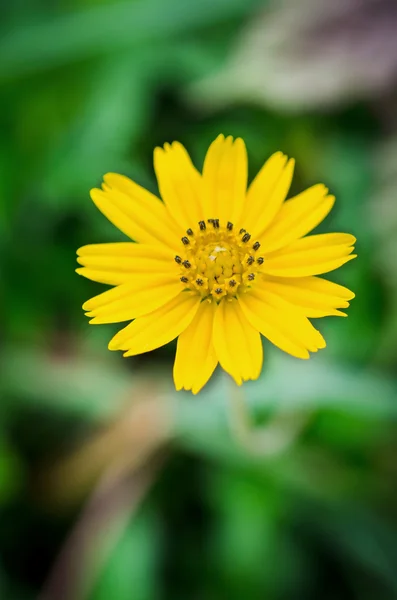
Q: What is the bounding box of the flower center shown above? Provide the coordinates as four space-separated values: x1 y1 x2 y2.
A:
175 219 264 301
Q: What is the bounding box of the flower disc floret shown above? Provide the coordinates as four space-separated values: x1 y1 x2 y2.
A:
175 219 263 301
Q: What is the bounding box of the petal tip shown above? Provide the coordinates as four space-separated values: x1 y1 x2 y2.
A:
108 339 119 351
153 146 165 158
191 379 208 394
326 194 336 206
89 187 104 203
214 133 225 144
103 171 120 181
82 299 93 311
287 157 296 169
173 373 184 392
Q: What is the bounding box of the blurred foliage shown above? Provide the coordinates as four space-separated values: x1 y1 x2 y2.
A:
1 0 397 599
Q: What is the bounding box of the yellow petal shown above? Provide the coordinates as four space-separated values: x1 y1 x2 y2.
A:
262 275 355 318
239 287 326 359
213 298 263 385
76 243 177 285
243 153 294 239
82 275 182 323
76 268 125 286
173 301 217 394
260 184 335 253
90 173 180 249
202 134 248 225
154 142 203 230
77 242 175 259
262 233 357 277
108 292 201 356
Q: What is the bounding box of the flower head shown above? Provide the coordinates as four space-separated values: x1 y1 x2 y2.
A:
77 135 356 393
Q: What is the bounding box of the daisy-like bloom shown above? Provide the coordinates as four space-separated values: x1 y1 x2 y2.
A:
77 135 356 394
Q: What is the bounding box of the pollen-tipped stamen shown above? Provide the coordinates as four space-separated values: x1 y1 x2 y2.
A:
176 219 263 301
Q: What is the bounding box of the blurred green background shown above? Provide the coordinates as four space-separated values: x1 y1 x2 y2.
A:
1 0 397 598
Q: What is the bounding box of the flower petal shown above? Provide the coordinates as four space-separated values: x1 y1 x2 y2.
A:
243 152 295 239
262 233 357 277
173 301 217 394
262 275 355 318
76 243 177 285
213 298 263 385
108 292 201 356
202 134 248 225
239 287 326 359
82 275 182 324
260 184 335 253
154 142 203 231
91 173 180 249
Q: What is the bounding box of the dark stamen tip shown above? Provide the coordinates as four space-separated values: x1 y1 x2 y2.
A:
181 236 190 245
253 241 261 251
180 276 189 283
208 218 219 229
198 220 206 231
257 257 264 265
186 228 194 236
196 278 204 286
247 256 254 265
242 233 251 243
182 260 191 269
239 228 246 235
227 221 233 231
248 273 255 281
175 255 182 264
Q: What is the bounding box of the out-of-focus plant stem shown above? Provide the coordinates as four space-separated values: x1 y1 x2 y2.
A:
227 373 310 456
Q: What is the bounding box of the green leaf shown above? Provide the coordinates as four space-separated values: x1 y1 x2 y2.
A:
0 0 263 79
89 509 160 600
40 55 152 202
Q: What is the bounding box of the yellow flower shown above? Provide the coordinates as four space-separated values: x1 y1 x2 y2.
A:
77 135 356 394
